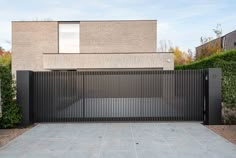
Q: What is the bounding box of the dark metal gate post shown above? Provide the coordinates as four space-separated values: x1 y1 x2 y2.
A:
16 71 33 126
204 68 222 125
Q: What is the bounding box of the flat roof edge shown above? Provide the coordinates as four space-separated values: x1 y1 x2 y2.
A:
43 52 173 54
12 19 157 23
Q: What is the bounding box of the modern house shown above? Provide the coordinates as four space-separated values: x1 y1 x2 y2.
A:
196 30 236 58
12 20 174 75
13 20 222 125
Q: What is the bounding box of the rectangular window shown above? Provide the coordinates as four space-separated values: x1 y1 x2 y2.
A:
59 23 80 53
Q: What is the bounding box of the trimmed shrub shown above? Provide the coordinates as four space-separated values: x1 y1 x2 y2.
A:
175 50 236 106
0 66 22 128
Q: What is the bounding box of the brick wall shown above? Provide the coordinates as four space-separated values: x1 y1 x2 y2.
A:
80 20 157 53
12 20 174 74
12 22 58 75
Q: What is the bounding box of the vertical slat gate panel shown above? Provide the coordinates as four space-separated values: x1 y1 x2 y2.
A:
32 70 205 122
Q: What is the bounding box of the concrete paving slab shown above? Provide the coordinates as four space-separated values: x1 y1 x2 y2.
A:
0 122 236 158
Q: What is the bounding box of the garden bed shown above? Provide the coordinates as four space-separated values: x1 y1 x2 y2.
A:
0 127 31 147
207 125 236 145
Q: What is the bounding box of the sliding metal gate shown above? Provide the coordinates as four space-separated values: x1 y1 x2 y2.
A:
30 70 205 122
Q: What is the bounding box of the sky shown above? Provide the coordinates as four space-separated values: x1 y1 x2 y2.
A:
0 0 236 53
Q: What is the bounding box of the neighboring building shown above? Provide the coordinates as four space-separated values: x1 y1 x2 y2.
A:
12 20 174 75
196 30 236 59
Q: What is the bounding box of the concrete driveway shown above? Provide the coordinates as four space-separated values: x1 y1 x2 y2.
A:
0 123 236 158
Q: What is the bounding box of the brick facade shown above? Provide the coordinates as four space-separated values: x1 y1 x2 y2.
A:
12 20 174 74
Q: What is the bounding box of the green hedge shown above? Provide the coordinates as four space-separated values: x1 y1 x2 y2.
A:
175 50 236 106
0 66 22 128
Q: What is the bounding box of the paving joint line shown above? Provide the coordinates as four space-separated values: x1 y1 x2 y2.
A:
130 124 139 158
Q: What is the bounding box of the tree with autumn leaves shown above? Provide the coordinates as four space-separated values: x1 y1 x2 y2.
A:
0 46 11 68
196 24 223 60
158 40 193 65
170 47 193 65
